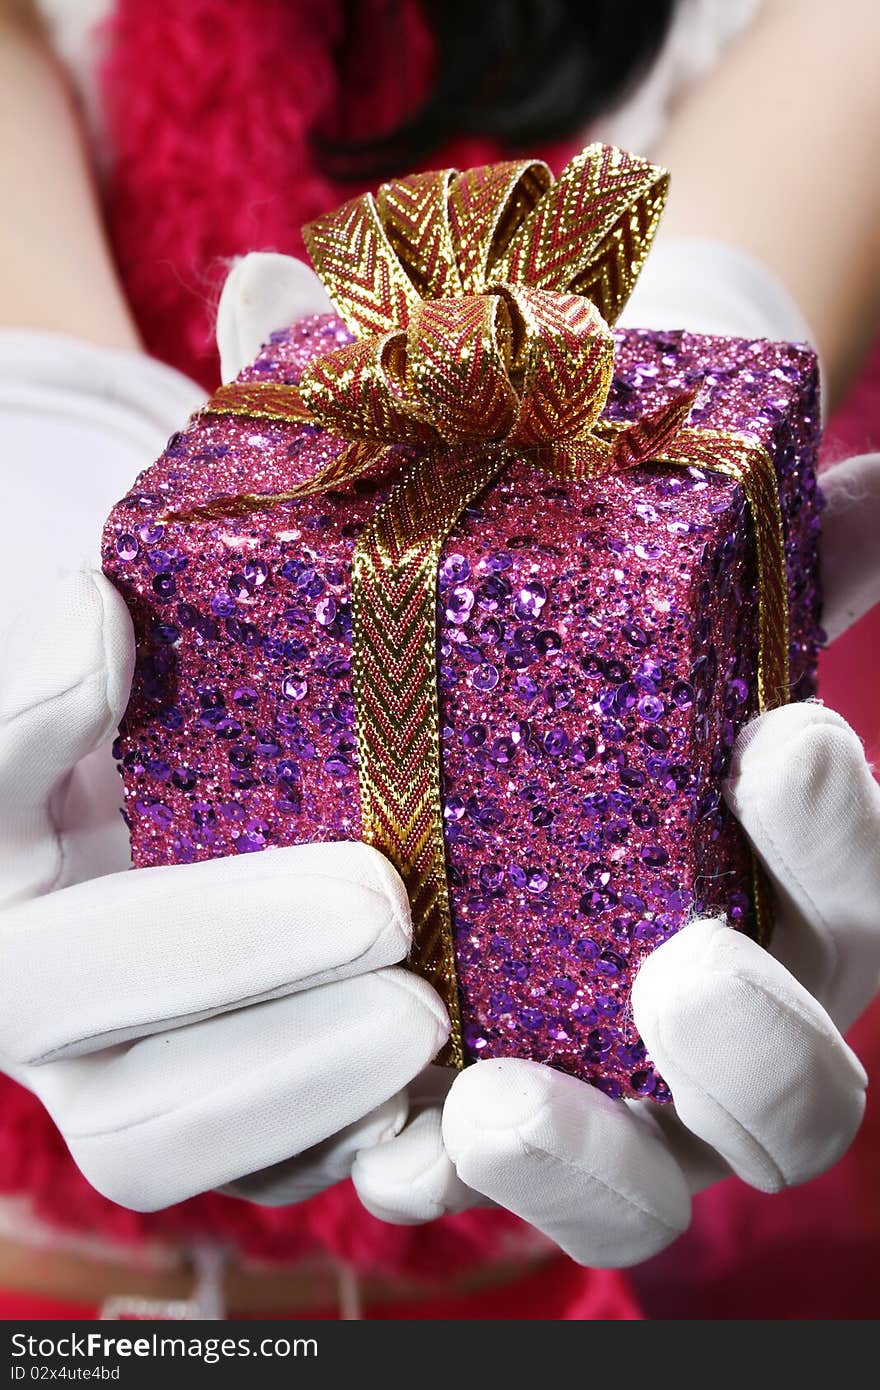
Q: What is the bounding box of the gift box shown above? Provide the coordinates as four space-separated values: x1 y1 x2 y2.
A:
103 146 822 1101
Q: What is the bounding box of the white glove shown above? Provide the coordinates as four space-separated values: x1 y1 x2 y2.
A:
417 690 880 1267
0 571 448 1211
349 494 880 1261
215 253 880 1259
0 261 449 1213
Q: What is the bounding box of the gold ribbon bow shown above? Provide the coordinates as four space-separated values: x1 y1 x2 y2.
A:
195 145 789 1066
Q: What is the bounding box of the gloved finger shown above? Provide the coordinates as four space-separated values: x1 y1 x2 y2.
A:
352 1104 477 1225
724 701 880 1029
228 1058 458 1210
632 917 867 1193
0 570 133 906
351 1066 475 1224
222 1092 409 1206
818 452 880 641
635 1101 732 1195
216 253 334 384
441 1058 691 1268
34 967 449 1212
0 841 411 1065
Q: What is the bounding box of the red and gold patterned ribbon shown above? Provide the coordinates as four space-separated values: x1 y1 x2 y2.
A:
195 145 789 1064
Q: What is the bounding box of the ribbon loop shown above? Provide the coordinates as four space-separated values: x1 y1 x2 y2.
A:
501 285 615 446
298 332 436 447
445 159 552 294
406 294 519 442
376 168 464 301
303 193 422 337
497 144 669 323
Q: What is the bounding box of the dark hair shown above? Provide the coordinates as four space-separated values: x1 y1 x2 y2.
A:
321 0 678 180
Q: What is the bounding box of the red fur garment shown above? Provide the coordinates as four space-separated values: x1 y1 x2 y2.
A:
95 0 545 390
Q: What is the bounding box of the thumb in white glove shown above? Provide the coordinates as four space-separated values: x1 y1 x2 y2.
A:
216 252 334 385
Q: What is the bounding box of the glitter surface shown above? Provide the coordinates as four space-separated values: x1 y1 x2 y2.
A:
103 315 822 1102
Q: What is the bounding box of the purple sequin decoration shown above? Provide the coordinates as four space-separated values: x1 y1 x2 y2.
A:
102 314 823 1102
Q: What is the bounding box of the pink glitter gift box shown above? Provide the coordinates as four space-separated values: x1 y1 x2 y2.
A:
102 313 822 1103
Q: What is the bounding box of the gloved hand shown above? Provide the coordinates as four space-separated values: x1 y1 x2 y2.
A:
0 257 449 1213
217 253 880 1261
0 571 448 1211
352 446 880 1266
217 252 880 1249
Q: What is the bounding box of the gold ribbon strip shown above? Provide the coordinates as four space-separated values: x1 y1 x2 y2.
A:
188 145 789 1065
